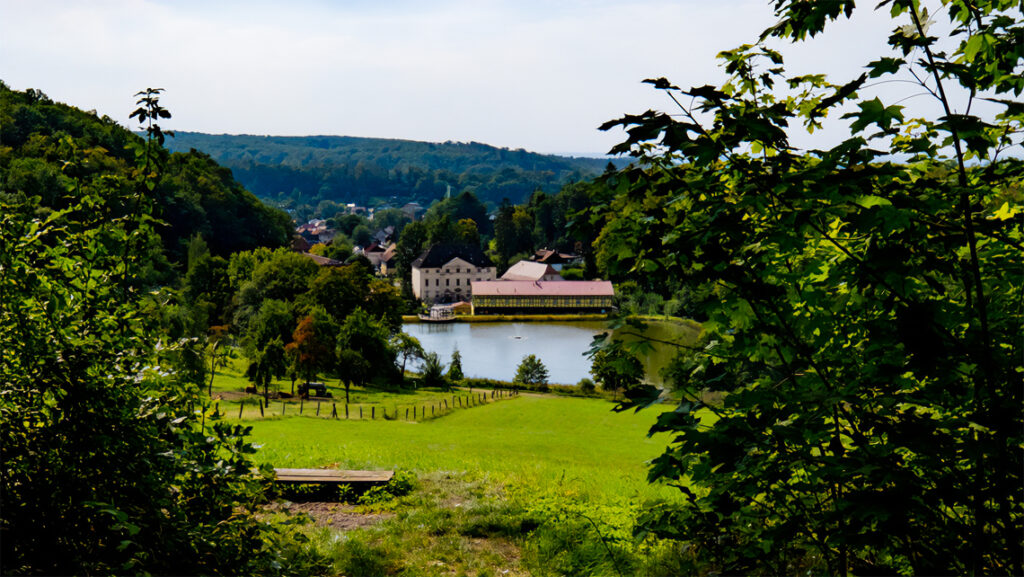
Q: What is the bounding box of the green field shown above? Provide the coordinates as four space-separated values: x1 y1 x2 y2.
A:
247 394 675 500
231 388 686 575
210 352 690 575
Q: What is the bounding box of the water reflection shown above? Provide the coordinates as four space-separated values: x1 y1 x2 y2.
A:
402 320 700 386
404 321 604 385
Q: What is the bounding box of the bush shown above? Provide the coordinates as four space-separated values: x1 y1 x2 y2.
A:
577 378 596 392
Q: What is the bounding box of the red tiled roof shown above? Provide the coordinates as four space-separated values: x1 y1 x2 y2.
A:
470 280 613 297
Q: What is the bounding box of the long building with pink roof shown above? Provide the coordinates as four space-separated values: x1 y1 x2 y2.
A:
470 280 614 314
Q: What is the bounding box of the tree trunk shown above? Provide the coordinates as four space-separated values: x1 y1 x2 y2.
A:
207 342 220 396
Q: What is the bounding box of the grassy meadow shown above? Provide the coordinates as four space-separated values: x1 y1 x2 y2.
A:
210 360 691 576
247 394 676 500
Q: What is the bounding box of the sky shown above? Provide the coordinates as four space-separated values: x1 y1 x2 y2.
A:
0 0 977 155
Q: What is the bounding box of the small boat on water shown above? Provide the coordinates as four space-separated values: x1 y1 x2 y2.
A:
418 304 457 323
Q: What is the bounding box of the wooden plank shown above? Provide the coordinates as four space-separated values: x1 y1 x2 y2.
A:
274 468 394 484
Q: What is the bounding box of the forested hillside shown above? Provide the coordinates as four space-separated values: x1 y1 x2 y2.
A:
0 84 292 281
165 131 624 208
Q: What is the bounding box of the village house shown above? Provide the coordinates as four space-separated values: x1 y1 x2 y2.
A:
360 241 389 273
531 248 581 271
411 244 496 303
295 219 337 244
379 244 397 276
500 260 562 282
470 280 614 314
400 202 425 221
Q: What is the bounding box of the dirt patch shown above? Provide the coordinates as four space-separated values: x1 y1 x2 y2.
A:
211 390 253 401
274 501 394 531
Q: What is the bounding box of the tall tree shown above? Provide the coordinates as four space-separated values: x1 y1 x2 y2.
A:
335 308 398 389
390 332 425 379
597 2 1022 574
513 354 549 387
448 347 464 383
588 341 643 393
285 307 339 386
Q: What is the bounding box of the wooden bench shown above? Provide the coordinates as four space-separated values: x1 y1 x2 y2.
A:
273 468 394 487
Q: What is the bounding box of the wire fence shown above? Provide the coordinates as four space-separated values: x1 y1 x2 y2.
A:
202 388 521 423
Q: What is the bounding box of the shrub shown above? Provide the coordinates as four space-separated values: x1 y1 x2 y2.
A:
577 378 596 392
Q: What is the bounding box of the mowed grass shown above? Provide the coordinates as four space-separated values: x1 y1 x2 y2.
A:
246 394 677 500
241 388 692 575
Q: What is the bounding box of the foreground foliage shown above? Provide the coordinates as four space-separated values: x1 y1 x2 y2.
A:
593 1 1023 574
0 90 325 575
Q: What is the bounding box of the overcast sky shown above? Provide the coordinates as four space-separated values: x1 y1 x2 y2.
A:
0 0 970 155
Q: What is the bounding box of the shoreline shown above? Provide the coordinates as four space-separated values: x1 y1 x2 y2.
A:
402 313 612 323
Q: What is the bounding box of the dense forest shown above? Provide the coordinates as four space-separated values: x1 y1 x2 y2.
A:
165 131 625 209
0 83 293 280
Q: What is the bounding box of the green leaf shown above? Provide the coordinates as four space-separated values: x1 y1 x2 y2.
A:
854 195 892 208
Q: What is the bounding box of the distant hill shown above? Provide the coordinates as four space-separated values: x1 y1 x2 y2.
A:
165 132 626 208
0 85 292 280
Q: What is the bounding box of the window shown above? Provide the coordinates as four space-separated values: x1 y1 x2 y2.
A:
456 279 460 286
436 279 440 286
446 279 450 286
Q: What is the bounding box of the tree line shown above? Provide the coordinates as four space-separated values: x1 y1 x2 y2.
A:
166 131 626 210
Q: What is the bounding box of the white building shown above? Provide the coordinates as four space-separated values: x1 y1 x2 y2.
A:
411 244 496 303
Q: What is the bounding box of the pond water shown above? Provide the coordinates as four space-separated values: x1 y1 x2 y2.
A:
403 320 700 386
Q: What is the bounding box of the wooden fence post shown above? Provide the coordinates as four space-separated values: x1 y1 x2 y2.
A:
432 405 435 416
238 400 244 419
316 401 321 416
332 403 338 419
406 408 409 420
371 407 375 419
299 399 303 415
359 407 363 419
282 401 286 415
259 399 264 417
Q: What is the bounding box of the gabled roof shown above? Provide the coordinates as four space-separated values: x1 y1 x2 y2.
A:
471 280 614 297
412 244 494 269
500 260 561 281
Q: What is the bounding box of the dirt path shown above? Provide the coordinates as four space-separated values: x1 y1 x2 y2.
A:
270 501 394 531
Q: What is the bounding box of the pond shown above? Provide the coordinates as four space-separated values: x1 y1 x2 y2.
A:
402 320 700 386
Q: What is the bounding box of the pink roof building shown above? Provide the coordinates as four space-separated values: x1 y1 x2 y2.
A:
470 280 614 314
